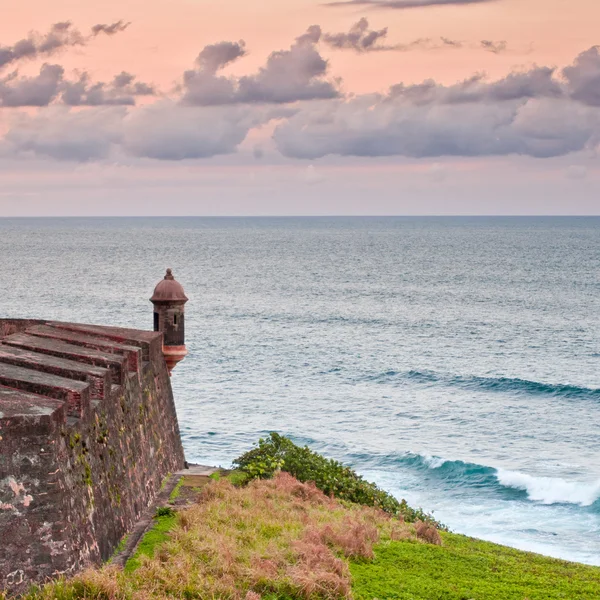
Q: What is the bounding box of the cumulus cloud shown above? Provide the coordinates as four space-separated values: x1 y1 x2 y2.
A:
388 67 562 104
181 30 339 105
0 64 155 108
0 64 64 107
3 106 125 161
62 72 155 106
0 22 84 71
274 96 599 160
325 0 497 10
196 40 247 73
122 102 291 160
563 46 600 106
0 20 130 72
322 18 389 52
272 55 600 161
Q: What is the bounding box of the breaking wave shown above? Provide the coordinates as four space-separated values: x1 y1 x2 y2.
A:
393 453 600 508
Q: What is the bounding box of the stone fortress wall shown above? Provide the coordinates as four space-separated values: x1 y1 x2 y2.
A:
0 318 186 595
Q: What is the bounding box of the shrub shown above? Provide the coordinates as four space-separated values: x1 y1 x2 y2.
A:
415 520 442 545
233 433 445 529
155 506 176 518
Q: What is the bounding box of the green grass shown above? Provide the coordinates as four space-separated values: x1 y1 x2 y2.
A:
350 532 600 600
168 477 184 503
124 513 177 574
108 534 129 561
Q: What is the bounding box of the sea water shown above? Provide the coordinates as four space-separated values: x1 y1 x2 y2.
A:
0 216 598 565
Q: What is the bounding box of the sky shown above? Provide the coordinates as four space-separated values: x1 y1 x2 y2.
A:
0 0 599 215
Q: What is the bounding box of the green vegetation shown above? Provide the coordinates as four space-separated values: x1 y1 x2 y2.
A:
154 505 176 517
168 477 184 503
9 439 600 600
108 534 129 561
123 512 177 574
351 533 600 600
234 433 443 528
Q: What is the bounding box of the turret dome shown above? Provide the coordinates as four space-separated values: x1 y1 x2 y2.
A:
150 269 188 303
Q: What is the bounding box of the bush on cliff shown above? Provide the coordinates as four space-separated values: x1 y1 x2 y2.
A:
233 432 444 529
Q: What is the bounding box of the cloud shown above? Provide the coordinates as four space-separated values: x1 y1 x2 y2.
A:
0 21 130 73
481 40 507 54
3 106 125 161
272 58 600 161
322 18 389 52
62 72 155 106
0 63 155 108
325 0 498 10
0 64 64 107
90 21 131 37
122 101 287 160
196 40 247 73
320 19 508 54
181 30 340 105
563 46 600 107
388 67 562 104
0 22 85 71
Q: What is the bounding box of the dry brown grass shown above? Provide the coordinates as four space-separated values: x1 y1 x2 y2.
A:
24 473 440 600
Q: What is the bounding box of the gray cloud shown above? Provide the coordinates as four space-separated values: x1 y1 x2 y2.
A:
181 31 339 105
90 21 131 37
325 0 498 10
273 96 599 160
0 64 64 107
322 18 389 52
62 72 155 106
320 19 508 53
480 40 507 54
0 22 84 71
196 41 247 73
0 64 155 108
563 46 600 106
3 106 125 161
272 57 600 160
121 102 269 159
388 67 562 104
0 21 130 73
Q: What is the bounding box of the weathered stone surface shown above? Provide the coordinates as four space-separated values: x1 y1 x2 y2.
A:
0 319 185 595
4 334 127 385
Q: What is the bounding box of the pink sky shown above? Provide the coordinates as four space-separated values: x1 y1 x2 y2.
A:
0 0 599 215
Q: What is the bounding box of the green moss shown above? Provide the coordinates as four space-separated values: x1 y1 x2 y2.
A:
124 513 177 574
168 477 184 503
108 534 129 561
350 533 600 600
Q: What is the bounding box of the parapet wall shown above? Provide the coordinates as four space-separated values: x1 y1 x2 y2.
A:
0 319 186 594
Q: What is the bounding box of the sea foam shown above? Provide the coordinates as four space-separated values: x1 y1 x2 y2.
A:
496 470 600 506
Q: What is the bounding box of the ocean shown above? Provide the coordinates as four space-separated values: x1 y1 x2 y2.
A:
1 216 598 565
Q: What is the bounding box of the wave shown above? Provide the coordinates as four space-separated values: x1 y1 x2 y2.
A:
496 469 600 507
367 369 600 401
390 452 600 508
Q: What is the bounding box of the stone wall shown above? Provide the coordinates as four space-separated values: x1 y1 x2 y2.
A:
0 320 185 595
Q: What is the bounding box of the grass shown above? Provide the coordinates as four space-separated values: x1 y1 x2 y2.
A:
168 477 184 503
123 512 178 574
12 474 600 600
350 532 600 600
19 473 415 599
